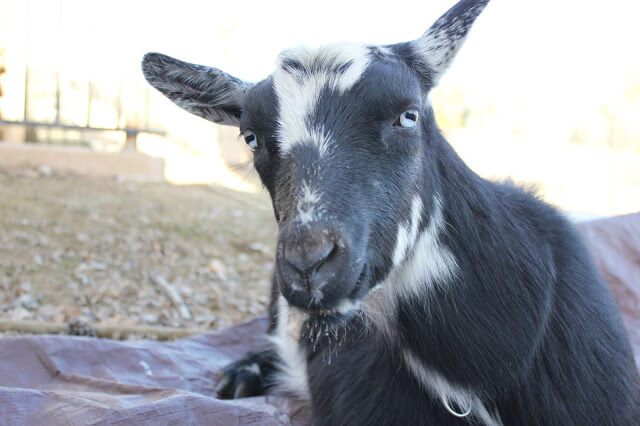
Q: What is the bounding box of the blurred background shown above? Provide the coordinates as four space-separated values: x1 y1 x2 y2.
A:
0 0 638 337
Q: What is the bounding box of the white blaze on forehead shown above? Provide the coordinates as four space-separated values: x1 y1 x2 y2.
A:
272 43 372 155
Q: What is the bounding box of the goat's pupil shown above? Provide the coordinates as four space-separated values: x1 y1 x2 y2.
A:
397 110 419 128
243 131 258 150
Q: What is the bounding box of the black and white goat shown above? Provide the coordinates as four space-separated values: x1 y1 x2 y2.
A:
142 0 640 424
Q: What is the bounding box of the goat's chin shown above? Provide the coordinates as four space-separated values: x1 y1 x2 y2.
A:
301 306 356 347
295 264 371 341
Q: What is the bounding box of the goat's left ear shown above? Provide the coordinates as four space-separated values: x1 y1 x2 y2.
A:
396 0 489 88
142 52 252 127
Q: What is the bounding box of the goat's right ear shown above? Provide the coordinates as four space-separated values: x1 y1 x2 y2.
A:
142 53 252 127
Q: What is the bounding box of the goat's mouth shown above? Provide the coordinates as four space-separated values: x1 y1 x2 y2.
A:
300 264 369 339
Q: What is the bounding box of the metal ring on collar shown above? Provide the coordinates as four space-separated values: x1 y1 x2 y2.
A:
442 395 472 418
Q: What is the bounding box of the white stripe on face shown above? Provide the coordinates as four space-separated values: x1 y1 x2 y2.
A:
389 195 458 301
392 196 424 266
272 43 372 156
364 195 458 336
296 180 323 226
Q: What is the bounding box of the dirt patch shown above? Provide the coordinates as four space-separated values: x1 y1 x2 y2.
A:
0 167 277 338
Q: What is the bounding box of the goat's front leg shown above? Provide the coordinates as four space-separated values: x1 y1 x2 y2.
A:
216 274 282 399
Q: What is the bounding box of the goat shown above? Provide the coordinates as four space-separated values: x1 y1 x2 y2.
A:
142 0 640 424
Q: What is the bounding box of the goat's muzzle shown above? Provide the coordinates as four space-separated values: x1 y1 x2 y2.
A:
277 223 361 310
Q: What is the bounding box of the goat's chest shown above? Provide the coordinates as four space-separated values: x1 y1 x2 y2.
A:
303 323 470 426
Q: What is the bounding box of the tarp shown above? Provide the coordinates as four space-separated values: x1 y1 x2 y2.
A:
0 213 638 425
0 317 311 425
576 213 640 367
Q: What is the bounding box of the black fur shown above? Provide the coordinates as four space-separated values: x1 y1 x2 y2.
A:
143 0 640 424
216 347 279 399
300 110 640 424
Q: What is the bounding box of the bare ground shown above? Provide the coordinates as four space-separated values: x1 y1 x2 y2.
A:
0 166 277 338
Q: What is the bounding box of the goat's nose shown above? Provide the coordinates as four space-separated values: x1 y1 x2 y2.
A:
277 225 355 309
283 231 335 274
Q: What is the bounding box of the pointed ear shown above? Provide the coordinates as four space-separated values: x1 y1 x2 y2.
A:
396 0 489 88
141 53 252 127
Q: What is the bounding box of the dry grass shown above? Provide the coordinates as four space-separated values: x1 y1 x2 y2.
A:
0 167 277 338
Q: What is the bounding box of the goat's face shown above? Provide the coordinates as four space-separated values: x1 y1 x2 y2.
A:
143 0 489 321
241 48 428 314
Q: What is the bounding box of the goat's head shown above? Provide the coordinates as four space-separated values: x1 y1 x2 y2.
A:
143 0 488 324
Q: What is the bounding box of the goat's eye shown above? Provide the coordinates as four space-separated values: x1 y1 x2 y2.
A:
243 131 258 151
395 110 419 128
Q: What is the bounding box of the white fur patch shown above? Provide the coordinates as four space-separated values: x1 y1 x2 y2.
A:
278 43 372 92
392 196 424 266
383 196 456 302
389 196 457 301
334 299 360 315
267 295 310 400
240 363 261 376
375 45 395 57
273 43 372 155
364 196 457 335
296 180 323 226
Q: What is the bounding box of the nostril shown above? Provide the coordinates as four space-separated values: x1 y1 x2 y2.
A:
284 235 336 274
